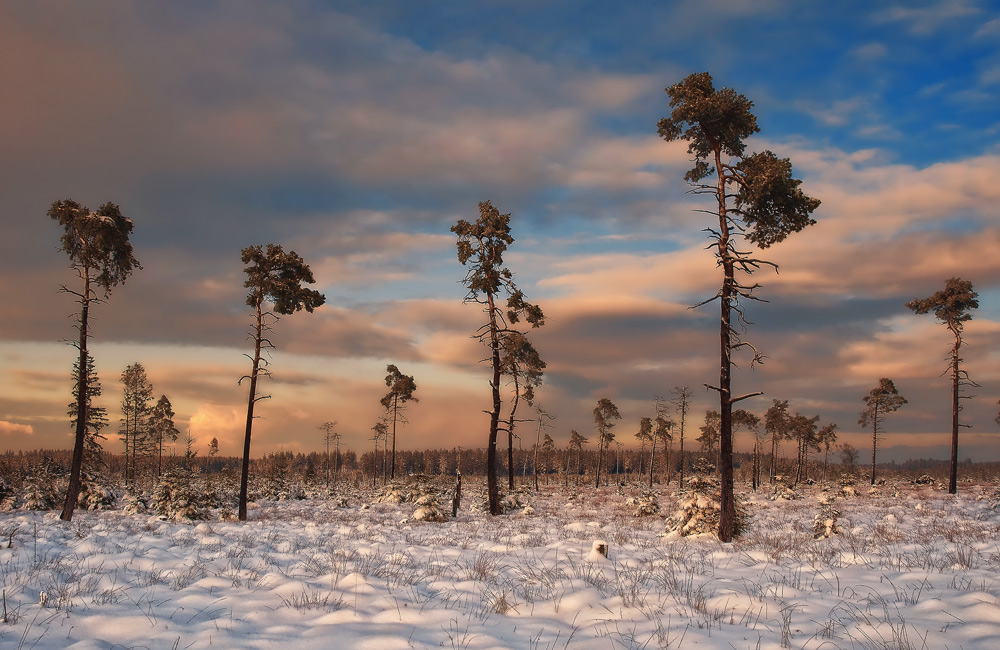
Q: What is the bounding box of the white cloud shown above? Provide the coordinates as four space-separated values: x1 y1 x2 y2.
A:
852 42 888 60
876 0 981 34
0 421 34 436
974 17 1000 38
795 98 869 127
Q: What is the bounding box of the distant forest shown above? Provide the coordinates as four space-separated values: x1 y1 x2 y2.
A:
2 446 996 490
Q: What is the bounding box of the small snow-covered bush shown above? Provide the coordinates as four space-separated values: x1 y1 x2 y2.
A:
0 476 14 511
375 483 409 504
121 490 149 514
411 493 447 522
21 462 60 511
664 475 748 538
690 458 715 475
627 491 660 517
770 485 803 501
77 471 115 510
502 492 524 511
813 495 842 539
150 469 213 521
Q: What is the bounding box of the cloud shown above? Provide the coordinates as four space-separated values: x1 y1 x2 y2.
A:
874 0 981 34
974 17 1000 38
188 405 243 454
852 42 889 60
0 421 34 436
980 65 1000 86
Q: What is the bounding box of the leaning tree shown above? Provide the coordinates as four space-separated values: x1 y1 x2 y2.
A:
906 277 978 494
658 72 820 541
49 199 141 521
859 378 907 486
452 201 544 515
238 244 325 521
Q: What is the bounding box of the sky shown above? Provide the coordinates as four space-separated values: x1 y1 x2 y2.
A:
1 0 999 463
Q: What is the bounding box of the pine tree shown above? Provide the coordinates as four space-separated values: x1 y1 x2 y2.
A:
149 394 180 478
658 73 819 540
452 201 544 515
239 244 325 521
906 278 979 494
68 353 108 470
49 199 140 521
593 398 621 488
859 378 907 485
568 430 588 486
120 362 154 487
380 365 418 481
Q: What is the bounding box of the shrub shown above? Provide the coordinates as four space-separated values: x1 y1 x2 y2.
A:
21 462 60 511
813 495 842 540
665 475 748 538
77 471 116 510
627 491 660 517
150 469 213 521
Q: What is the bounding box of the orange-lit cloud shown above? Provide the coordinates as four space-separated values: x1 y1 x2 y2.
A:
0 421 34 436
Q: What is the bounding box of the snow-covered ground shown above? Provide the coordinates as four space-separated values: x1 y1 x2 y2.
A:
1 479 999 649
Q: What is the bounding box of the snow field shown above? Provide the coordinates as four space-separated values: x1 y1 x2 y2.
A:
0 482 998 649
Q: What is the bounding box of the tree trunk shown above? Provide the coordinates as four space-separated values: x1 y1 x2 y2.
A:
390 394 398 480
507 385 518 491
665 441 672 485
648 436 656 489
716 146 737 543
870 406 879 486
794 440 803 485
486 293 503 515
949 341 960 494
532 418 541 491
595 440 604 488
752 440 757 491
769 434 778 482
61 271 91 522
239 302 264 521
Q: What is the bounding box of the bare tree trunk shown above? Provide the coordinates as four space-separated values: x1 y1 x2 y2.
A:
507 384 519 492
870 407 879 486
390 394 398 480
716 147 737 543
533 417 541 491
769 433 778 482
239 302 264 522
648 436 656 489
949 342 960 494
61 272 91 522
665 440 672 485
595 441 603 488
486 293 503 515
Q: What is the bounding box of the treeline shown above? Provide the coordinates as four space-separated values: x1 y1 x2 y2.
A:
4 446 991 492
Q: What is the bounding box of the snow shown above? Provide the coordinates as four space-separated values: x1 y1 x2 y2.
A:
1 481 1000 649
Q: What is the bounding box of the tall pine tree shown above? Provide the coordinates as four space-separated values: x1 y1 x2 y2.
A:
49 199 140 521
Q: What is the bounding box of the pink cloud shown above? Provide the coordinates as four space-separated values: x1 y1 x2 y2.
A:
0 421 34 436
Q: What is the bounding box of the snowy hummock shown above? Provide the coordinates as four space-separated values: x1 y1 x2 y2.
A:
1 481 1000 649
